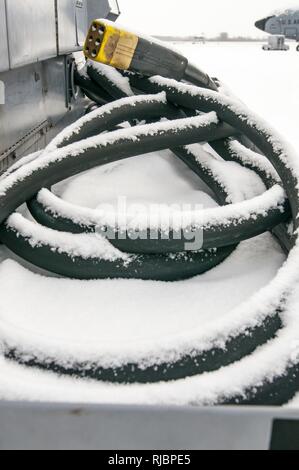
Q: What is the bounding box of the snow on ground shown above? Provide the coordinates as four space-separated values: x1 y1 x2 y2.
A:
176 41 299 149
0 235 284 354
1 42 299 404
56 150 218 210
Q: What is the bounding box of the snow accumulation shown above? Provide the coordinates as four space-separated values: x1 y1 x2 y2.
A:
0 233 285 403
149 75 299 181
45 93 166 153
0 237 284 368
6 213 131 262
87 60 133 97
0 111 218 199
187 144 267 203
36 142 285 233
38 169 284 233
0 151 43 181
227 140 280 183
1 42 299 406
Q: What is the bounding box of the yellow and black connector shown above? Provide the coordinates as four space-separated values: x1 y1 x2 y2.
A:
84 20 218 91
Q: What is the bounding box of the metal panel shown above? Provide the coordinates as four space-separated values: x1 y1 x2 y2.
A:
6 0 57 69
1 0 119 70
57 0 80 54
0 0 9 72
285 27 297 39
87 0 111 24
0 56 87 172
0 62 48 156
75 0 89 47
0 403 299 450
106 0 120 21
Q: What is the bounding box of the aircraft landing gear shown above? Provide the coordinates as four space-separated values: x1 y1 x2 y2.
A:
296 44 299 51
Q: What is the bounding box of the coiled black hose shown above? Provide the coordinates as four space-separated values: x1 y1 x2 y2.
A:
1 59 299 406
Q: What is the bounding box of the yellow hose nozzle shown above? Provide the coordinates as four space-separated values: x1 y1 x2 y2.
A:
84 20 139 70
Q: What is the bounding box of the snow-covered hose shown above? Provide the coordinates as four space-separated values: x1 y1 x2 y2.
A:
74 68 113 106
25 78 289 256
27 153 289 255
208 138 292 253
0 95 240 281
74 63 292 252
86 62 134 100
0 66 298 404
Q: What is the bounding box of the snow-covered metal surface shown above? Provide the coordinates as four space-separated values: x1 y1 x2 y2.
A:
0 403 299 450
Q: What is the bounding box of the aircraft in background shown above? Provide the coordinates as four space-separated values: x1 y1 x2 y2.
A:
255 8 299 50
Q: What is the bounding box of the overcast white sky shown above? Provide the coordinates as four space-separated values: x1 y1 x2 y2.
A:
116 0 299 37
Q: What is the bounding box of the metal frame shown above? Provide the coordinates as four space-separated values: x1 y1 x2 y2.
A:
0 0 9 72
0 55 88 172
5 0 57 69
0 0 118 172
0 402 298 450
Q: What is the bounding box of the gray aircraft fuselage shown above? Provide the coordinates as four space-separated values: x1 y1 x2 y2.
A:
255 9 299 41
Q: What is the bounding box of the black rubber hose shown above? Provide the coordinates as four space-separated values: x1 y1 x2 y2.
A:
27 162 289 255
184 62 218 91
0 224 233 281
4 312 282 384
209 137 293 253
87 62 132 100
26 100 288 255
0 89 286 386
0 93 287 389
126 75 299 223
0 62 298 405
0 115 232 226
51 95 185 149
74 68 113 105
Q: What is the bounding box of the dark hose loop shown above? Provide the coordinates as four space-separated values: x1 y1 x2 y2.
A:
0 63 298 405
128 75 298 231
